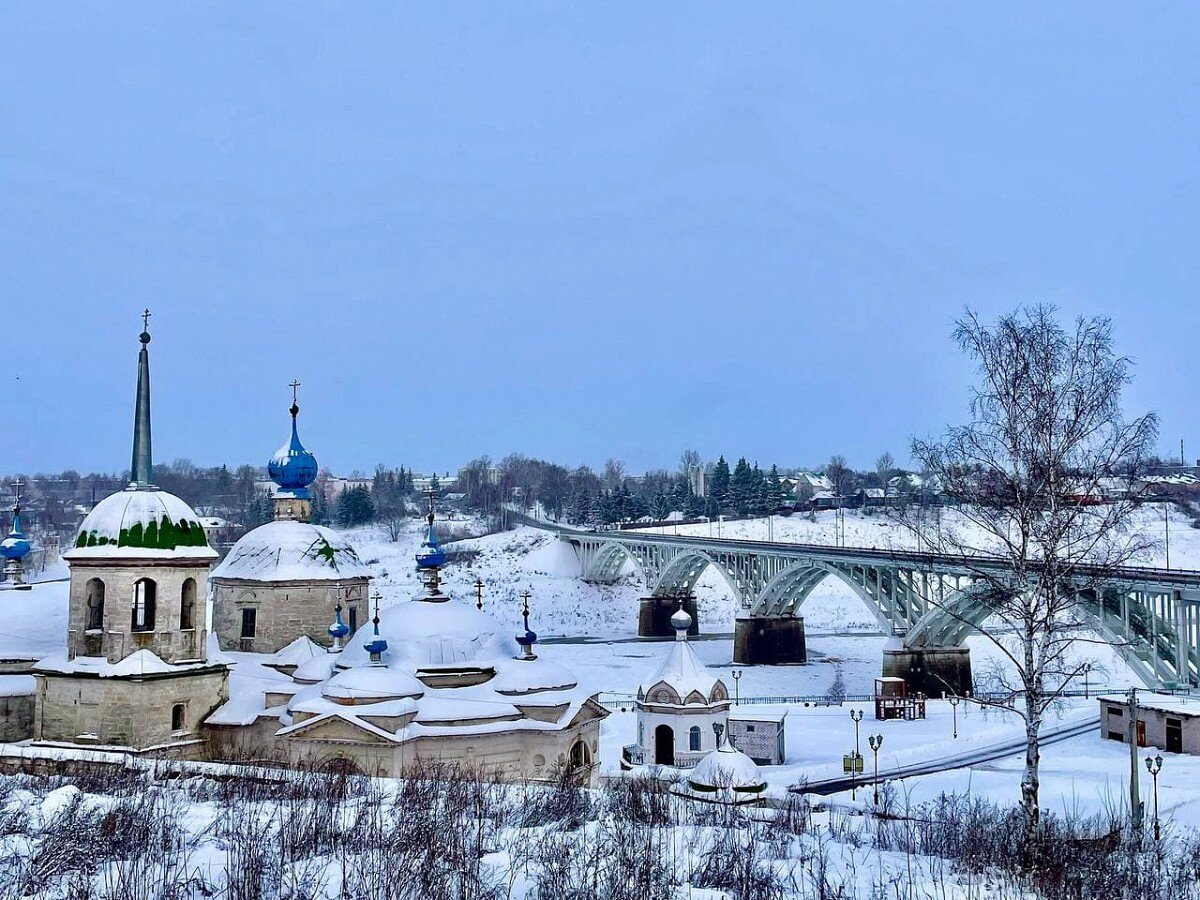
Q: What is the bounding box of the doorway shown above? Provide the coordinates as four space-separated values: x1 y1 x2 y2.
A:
654 724 674 765
1166 718 1183 754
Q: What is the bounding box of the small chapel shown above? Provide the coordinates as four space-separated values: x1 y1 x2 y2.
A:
211 385 371 654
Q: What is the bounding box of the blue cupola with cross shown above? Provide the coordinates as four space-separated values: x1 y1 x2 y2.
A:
415 490 447 570
268 381 319 520
1 480 32 589
363 591 388 664
515 591 539 660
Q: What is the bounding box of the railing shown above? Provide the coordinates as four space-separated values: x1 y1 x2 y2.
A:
509 508 1200 588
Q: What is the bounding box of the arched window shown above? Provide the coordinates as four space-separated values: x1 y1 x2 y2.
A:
569 739 592 771
85 578 105 631
689 725 702 751
132 578 157 632
171 703 185 732
179 578 197 630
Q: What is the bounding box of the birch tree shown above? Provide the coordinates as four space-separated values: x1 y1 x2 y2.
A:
908 306 1157 852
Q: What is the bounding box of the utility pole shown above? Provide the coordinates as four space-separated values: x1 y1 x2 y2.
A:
1128 687 1144 839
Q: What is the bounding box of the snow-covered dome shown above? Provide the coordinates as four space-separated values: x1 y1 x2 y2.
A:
66 488 216 560
639 639 727 706
337 597 519 671
687 738 767 794
212 520 371 582
670 605 692 632
267 402 318 497
323 664 425 703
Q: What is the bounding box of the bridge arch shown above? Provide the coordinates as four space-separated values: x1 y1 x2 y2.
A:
752 562 896 632
650 550 746 604
579 541 644 585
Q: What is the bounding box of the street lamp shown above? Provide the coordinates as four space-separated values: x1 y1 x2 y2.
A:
1083 662 1092 700
731 669 742 706
849 709 864 800
1145 755 1164 841
868 734 884 805
948 695 961 739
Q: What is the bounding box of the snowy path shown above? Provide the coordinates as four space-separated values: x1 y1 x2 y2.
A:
800 712 1100 795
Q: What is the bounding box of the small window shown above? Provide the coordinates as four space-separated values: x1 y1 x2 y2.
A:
1108 707 1124 718
132 578 157 632
171 703 185 732
689 725 701 751
180 578 197 630
240 608 257 639
348 606 358 634
1107 730 1124 741
746 724 756 733
86 578 106 631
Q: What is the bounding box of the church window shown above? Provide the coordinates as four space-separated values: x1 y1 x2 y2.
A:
180 578 197 630
348 606 358 633
132 578 157 632
689 725 701 751
241 608 257 639
569 739 591 771
85 578 105 631
171 703 185 732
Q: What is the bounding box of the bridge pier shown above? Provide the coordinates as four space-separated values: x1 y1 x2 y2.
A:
638 595 699 638
734 615 807 665
883 646 972 697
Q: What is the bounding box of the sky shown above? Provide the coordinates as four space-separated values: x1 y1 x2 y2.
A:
3 4 1199 477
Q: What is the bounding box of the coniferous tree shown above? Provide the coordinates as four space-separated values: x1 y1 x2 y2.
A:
710 456 731 510
730 457 753 515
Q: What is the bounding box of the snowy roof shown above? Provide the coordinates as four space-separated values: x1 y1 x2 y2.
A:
688 738 766 792
211 520 372 582
323 664 426 702
641 638 726 704
269 636 325 668
34 649 218 678
1099 692 1200 718
65 488 216 561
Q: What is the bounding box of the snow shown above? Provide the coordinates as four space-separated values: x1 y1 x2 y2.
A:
65 488 217 560
34 648 213 677
211 520 371 581
688 739 765 790
0 579 68 658
268 635 325 668
641 635 725 702
1098 691 1200 718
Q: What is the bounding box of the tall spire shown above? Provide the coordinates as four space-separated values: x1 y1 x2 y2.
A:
130 309 154 489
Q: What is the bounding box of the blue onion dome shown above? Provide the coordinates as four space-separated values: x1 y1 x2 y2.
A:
0 506 31 561
415 495 446 570
515 592 538 651
268 398 318 497
328 605 350 639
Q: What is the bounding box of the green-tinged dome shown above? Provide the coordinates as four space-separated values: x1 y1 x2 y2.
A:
68 488 214 557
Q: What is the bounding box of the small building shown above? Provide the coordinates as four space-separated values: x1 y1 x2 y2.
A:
874 676 926 721
727 712 786 765
623 604 730 769
1099 693 1200 755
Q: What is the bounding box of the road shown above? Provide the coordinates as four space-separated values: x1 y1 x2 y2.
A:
795 714 1100 795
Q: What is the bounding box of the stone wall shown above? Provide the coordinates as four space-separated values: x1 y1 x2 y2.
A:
0 695 34 742
67 559 214 664
35 667 228 751
283 719 604 785
212 577 368 654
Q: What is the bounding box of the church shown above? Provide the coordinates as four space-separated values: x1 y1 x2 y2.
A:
16 316 607 783
211 386 371 654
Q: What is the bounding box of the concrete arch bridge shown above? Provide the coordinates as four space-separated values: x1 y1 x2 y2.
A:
515 515 1200 694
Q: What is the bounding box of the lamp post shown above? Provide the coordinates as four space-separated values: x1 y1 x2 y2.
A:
1165 504 1171 571
731 669 742 706
1128 687 1144 837
868 734 884 805
850 709 864 800
1083 662 1092 700
1145 755 1164 842
948 695 961 739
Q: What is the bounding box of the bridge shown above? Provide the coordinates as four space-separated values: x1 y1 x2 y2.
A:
511 513 1200 693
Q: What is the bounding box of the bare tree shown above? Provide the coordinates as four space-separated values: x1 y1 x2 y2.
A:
603 458 626 491
907 306 1157 852
875 452 895 488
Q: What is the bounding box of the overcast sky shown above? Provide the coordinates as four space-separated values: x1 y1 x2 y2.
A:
4 4 1198 477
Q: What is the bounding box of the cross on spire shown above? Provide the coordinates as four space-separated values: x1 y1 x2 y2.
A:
11 479 22 503
142 308 151 331
289 379 301 404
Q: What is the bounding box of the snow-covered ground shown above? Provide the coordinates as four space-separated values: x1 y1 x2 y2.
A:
3 505 1199 846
